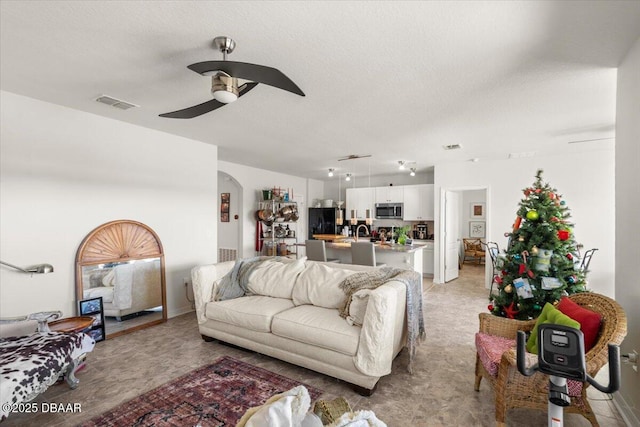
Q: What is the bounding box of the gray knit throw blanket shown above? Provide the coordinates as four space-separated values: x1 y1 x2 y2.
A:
215 256 278 301
338 267 426 373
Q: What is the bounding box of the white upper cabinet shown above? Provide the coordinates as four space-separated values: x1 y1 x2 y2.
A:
346 187 375 219
374 186 404 204
403 184 434 221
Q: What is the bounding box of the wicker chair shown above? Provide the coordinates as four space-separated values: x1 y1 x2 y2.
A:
474 293 627 427
463 238 485 264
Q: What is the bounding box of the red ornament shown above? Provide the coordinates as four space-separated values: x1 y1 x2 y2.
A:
524 189 531 197
549 192 556 200
551 216 559 222
488 304 494 312
513 216 522 232
566 253 573 260
494 275 503 285
504 302 519 319
519 264 526 275
558 230 570 241
535 188 542 193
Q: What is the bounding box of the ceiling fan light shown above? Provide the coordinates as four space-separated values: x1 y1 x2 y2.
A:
212 74 239 103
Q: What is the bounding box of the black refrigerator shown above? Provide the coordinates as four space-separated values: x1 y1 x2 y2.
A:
308 208 343 239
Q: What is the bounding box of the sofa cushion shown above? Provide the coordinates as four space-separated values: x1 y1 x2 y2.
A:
272 305 360 356
206 296 295 333
247 257 307 299
292 263 355 309
475 332 515 377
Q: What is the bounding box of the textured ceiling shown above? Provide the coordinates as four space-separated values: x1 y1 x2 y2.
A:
1 1 639 181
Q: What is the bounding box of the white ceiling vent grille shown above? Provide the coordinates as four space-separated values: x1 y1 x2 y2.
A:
443 144 462 150
95 95 139 110
508 151 536 159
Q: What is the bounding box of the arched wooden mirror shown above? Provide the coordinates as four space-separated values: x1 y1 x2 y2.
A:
75 220 167 339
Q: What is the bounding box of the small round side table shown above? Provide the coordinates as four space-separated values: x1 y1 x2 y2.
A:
49 316 94 333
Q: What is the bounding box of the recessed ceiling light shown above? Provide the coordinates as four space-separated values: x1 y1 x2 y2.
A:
443 144 462 150
470 158 479 162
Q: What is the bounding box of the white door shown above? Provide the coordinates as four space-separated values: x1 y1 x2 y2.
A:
444 190 461 282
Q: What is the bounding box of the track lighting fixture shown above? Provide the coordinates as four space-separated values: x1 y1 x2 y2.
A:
410 168 416 177
328 168 334 177
345 173 352 182
398 161 406 170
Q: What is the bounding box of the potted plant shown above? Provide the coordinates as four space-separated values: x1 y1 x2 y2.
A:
396 226 411 245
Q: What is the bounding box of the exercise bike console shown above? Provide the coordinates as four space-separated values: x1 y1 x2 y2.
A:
539 324 586 382
516 324 621 426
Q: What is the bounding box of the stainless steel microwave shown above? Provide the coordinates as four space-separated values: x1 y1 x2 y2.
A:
375 203 403 219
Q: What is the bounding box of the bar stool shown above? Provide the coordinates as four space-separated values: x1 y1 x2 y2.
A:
350 242 385 267
305 240 341 263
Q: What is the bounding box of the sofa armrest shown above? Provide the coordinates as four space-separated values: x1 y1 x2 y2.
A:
191 262 235 324
354 280 406 377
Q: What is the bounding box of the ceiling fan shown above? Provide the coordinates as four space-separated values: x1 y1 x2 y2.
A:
160 36 305 119
338 154 372 161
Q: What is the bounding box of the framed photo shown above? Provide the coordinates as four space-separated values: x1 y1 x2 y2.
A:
220 193 230 222
471 203 485 219
78 297 106 342
469 221 486 238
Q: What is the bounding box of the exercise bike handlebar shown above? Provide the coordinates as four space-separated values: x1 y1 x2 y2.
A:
516 331 621 394
516 331 537 376
587 344 620 394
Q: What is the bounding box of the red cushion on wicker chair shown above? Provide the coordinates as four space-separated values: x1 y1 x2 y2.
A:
475 332 515 377
557 297 602 352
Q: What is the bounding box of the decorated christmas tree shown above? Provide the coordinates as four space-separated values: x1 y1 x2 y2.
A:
489 170 587 320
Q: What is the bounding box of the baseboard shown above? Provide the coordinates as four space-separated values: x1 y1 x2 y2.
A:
613 392 640 427
168 305 194 319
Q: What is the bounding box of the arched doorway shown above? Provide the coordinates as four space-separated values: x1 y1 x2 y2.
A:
217 171 243 261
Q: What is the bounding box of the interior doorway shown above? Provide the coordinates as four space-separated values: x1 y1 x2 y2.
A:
440 187 488 285
217 172 243 261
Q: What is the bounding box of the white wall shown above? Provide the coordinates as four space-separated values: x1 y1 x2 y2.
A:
0 91 218 319
614 36 640 426
217 160 324 258
460 189 487 239
433 148 616 298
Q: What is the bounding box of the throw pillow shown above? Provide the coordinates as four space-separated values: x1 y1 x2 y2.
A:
346 289 371 326
557 296 602 352
526 302 580 354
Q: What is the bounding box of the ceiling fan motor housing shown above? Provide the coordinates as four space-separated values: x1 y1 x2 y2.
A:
211 73 239 103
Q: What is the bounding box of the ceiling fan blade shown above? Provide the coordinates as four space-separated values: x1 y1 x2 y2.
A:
338 154 372 161
159 82 258 119
188 61 305 97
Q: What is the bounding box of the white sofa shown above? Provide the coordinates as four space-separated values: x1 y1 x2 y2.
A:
191 258 408 395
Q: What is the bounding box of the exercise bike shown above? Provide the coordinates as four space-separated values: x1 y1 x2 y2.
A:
516 324 620 427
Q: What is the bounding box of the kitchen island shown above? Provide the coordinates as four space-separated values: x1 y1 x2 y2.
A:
323 240 426 276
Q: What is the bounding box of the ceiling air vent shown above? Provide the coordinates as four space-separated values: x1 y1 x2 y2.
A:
95 95 139 110
508 151 536 159
443 144 462 150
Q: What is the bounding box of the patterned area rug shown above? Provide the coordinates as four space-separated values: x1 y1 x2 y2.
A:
80 355 323 427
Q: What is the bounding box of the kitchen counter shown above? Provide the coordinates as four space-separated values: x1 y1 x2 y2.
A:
322 241 425 275
325 241 427 253
311 234 348 241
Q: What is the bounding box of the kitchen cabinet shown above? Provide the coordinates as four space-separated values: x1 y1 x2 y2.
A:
346 187 374 220
413 239 434 276
403 184 434 221
374 186 404 204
